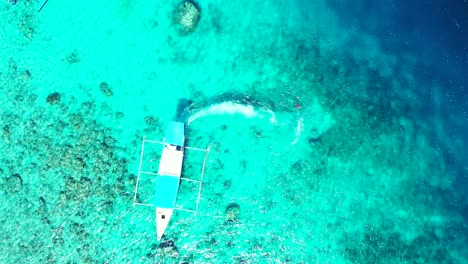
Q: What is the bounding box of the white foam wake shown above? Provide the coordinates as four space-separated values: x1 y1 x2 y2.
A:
187 101 276 124
290 116 304 145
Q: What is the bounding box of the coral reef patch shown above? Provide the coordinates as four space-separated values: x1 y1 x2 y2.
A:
173 0 201 35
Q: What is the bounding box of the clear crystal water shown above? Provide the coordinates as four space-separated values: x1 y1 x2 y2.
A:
0 0 467 263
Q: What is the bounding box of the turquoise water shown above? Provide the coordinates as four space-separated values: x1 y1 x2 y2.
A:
1 0 467 263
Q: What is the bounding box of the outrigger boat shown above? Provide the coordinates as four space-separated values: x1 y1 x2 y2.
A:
133 121 210 241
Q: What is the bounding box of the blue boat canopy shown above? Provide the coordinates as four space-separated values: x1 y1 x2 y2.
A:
165 121 185 147
155 175 180 208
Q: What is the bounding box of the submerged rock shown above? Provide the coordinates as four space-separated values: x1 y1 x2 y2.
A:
66 50 80 64
99 82 113 96
225 203 240 222
158 239 179 258
46 92 60 104
37 197 47 214
223 179 231 189
144 115 161 133
19 14 35 40
4 174 23 193
173 0 201 35
290 160 310 177
64 176 92 201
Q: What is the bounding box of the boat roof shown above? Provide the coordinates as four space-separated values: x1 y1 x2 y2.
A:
165 121 185 147
158 145 184 176
155 175 180 208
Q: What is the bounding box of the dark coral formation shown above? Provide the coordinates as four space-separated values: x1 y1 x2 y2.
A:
99 82 113 96
341 224 455 263
0 59 137 263
2 173 23 193
144 115 162 134
46 92 61 104
19 13 35 40
225 203 240 222
147 239 180 260
223 179 231 189
65 50 81 64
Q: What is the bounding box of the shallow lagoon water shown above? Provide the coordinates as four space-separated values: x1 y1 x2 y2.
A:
0 0 467 263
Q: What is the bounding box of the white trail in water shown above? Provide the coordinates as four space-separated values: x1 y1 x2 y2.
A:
290 116 304 145
187 101 277 124
187 101 304 145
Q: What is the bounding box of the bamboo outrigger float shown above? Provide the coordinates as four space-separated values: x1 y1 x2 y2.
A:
133 121 210 241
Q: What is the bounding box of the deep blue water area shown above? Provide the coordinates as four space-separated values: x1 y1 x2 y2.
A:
328 0 468 131
328 0 468 215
